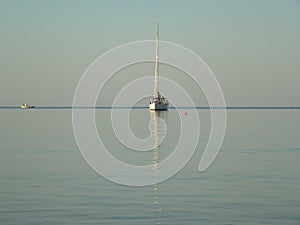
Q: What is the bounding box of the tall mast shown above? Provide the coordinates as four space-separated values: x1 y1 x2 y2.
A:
154 20 159 99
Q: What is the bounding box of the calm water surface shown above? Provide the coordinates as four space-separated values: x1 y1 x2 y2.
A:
0 109 299 224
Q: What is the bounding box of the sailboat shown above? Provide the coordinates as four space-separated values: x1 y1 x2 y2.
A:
149 20 169 111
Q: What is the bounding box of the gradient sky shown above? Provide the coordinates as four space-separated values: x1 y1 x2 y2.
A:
0 0 299 106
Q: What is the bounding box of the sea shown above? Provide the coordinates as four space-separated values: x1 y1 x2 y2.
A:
0 107 299 225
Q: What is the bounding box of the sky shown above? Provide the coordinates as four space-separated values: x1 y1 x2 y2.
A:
0 0 299 106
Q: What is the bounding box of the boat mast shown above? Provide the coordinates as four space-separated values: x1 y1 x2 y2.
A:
154 19 159 99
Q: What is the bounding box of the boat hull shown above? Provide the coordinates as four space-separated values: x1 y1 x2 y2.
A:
20 104 35 109
149 103 168 111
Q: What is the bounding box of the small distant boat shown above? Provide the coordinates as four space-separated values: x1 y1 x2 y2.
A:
149 20 169 111
20 103 35 109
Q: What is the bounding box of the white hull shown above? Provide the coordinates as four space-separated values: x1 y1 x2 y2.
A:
20 103 35 109
149 103 168 110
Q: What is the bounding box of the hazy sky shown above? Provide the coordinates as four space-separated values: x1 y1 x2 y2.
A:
0 0 299 106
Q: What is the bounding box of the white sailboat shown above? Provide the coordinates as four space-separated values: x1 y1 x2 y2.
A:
149 20 169 111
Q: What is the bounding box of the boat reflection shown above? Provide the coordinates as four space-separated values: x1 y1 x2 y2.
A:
150 110 168 221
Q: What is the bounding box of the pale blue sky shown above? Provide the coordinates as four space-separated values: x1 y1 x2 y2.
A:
0 0 299 106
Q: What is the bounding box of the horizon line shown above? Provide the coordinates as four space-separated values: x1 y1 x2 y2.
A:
1 106 300 110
